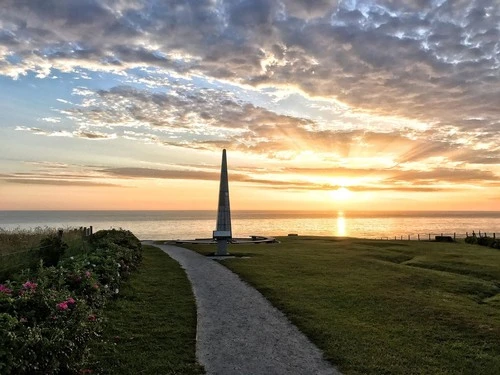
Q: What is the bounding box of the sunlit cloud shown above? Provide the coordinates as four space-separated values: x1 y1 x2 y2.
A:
1 1 500 209
4 178 121 187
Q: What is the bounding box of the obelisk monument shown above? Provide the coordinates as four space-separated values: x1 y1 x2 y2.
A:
213 149 232 255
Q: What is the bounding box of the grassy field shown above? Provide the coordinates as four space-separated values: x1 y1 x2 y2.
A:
89 244 204 374
181 237 500 375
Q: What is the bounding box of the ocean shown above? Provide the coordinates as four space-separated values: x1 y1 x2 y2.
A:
1 210 499 240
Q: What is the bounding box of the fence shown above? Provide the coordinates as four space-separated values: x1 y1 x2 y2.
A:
0 226 94 281
378 231 496 241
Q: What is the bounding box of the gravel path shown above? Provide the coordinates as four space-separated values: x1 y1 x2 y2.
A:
149 242 340 375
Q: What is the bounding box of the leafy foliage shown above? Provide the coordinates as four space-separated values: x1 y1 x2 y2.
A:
0 227 89 282
0 229 142 374
39 234 68 267
465 234 500 249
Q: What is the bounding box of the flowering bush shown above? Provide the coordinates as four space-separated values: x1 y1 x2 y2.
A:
0 229 142 374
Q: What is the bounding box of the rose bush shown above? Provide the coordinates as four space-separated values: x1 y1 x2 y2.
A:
0 229 142 374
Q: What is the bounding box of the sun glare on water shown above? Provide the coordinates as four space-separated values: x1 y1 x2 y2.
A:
337 211 347 237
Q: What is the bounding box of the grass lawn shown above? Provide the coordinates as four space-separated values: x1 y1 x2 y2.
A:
181 237 500 375
89 244 204 374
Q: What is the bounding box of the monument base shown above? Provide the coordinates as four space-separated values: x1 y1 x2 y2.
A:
216 239 229 256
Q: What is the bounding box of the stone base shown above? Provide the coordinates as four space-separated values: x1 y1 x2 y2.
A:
216 240 229 256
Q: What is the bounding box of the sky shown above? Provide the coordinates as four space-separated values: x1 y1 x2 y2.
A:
0 0 499 211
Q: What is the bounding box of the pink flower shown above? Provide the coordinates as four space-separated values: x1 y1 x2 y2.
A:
92 284 99 290
22 281 37 290
67 297 76 305
57 302 69 311
85 271 91 278
19 317 28 323
0 284 12 295
88 314 96 322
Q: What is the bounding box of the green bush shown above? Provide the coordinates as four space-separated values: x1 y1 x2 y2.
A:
465 235 500 249
39 234 68 267
0 229 142 374
465 235 477 244
0 277 100 374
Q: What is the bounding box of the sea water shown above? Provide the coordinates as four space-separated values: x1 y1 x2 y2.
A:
1 210 499 240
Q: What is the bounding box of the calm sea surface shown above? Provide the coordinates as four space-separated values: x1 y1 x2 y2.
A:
1 211 499 240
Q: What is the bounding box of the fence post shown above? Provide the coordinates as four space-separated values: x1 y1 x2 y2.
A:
89 226 93 236
454 233 456 241
408 234 410 241
428 234 431 241
466 232 468 238
494 233 496 239
400 235 403 240
58 229 63 239
394 236 396 241
418 234 420 241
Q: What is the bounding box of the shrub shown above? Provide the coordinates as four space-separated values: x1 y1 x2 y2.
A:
0 277 101 374
465 235 500 250
465 235 477 245
0 229 142 374
39 234 68 267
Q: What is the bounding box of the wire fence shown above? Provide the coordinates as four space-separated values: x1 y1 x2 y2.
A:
0 226 94 281
378 231 497 241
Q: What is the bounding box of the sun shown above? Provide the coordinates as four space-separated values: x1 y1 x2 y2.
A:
331 187 353 201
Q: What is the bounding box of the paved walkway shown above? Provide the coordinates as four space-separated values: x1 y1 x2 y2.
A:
148 242 340 375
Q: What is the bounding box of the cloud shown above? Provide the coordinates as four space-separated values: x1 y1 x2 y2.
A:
22 81 497 170
2 0 500 199
102 167 221 181
283 165 500 186
1 0 499 137
40 117 61 123
3 178 121 187
15 125 116 140
0 163 125 187
76 131 117 140
99 165 475 193
4 155 492 194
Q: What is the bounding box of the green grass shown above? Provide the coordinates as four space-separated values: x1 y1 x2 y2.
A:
182 237 500 375
89 245 204 374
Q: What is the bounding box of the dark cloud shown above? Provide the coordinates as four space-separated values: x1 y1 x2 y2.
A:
281 0 339 19
15 126 115 140
76 131 114 139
